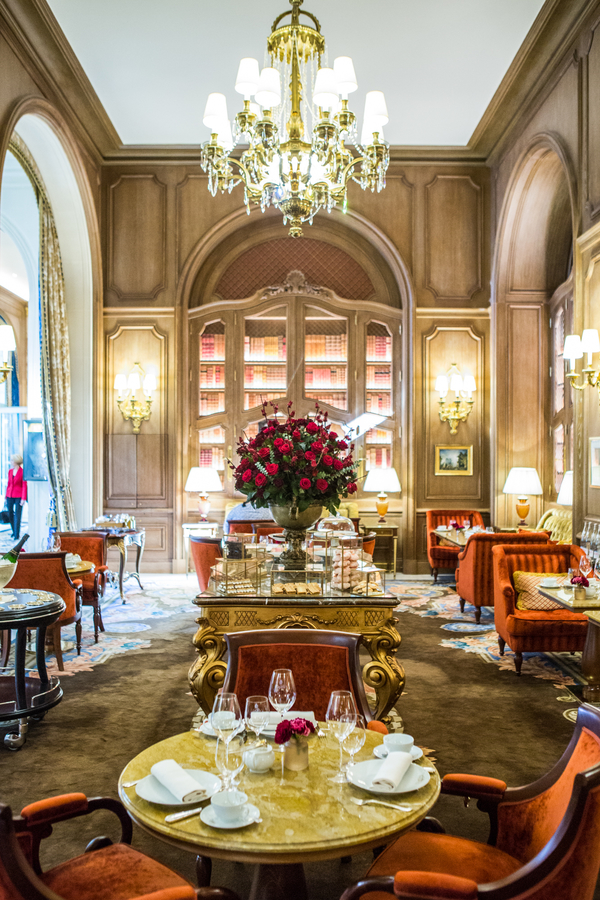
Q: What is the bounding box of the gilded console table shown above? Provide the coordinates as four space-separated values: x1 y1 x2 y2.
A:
188 594 404 726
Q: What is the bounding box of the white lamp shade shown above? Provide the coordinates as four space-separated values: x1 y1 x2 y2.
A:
127 371 141 391
185 467 223 493
449 372 463 393
113 374 127 392
203 93 229 131
313 67 339 110
0 325 16 352
363 91 389 126
556 470 573 506
582 329 600 356
502 467 543 496
363 467 401 493
255 68 281 108
215 118 234 152
235 57 260 96
563 334 583 361
360 118 383 145
434 375 449 397
463 374 476 393
143 373 157 393
333 57 357 95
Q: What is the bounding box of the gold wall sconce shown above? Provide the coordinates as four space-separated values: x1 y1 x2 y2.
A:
434 364 476 435
563 330 600 394
0 325 16 385
113 363 157 433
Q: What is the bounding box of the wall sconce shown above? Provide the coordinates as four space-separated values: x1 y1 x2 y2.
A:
114 362 157 433
434 363 476 435
563 330 600 394
184 466 223 521
0 325 16 385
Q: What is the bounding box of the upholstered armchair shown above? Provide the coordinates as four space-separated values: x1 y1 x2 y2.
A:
255 525 284 541
535 507 573 543
190 535 222 593
426 510 485 582
341 703 600 900
492 543 587 674
222 629 374 721
456 532 550 623
56 532 109 642
1 792 240 900
9 552 82 671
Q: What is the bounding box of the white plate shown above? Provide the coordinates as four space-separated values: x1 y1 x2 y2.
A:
200 802 260 829
435 526 451 532
349 759 430 795
135 768 221 807
262 712 316 735
373 744 423 761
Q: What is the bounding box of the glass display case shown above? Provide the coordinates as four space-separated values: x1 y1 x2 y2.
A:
210 555 267 595
270 565 326 597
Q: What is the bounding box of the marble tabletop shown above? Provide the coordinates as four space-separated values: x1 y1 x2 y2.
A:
118 729 440 864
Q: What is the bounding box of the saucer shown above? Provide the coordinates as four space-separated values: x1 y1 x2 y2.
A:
373 744 423 761
196 720 218 738
200 802 260 829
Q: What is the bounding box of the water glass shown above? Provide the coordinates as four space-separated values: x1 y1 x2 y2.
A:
269 669 296 782
343 714 366 776
244 695 270 743
326 690 357 783
462 518 470 529
210 693 242 745
215 734 245 791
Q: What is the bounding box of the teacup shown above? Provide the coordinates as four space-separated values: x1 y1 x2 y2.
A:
210 790 248 824
383 733 414 755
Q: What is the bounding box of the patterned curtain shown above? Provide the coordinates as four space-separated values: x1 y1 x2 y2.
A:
8 134 77 530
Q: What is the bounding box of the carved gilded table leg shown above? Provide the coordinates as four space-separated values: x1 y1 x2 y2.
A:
188 617 228 714
361 616 405 727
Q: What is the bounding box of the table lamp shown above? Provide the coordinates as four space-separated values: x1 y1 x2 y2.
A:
502 467 543 525
185 467 223 521
363 467 401 522
556 470 573 507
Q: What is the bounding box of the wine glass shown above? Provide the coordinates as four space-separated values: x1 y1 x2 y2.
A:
268 669 296 781
215 734 245 792
210 693 242 747
326 690 357 783
580 556 593 582
244 695 270 745
343 714 366 776
462 518 470 529
50 533 61 551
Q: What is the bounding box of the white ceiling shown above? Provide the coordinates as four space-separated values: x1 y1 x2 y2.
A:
46 0 546 147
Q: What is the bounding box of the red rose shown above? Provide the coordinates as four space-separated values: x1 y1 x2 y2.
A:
240 458 251 469
259 447 270 458
292 429 301 440
333 459 344 471
274 437 284 448
310 459 318 467
304 451 315 461
280 441 292 453
255 473 267 487
299 478 311 490
322 454 333 466
312 441 323 452
242 469 252 482
275 720 293 744
347 482 357 493
266 463 279 474
329 431 338 439
316 478 328 492
306 421 318 434
337 440 348 450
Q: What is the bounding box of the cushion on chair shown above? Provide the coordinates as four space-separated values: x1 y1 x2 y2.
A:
505 608 588 638
42 843 194 900
513 571 567 610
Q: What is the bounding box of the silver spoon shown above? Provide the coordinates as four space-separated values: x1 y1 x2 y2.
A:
350 797 412 812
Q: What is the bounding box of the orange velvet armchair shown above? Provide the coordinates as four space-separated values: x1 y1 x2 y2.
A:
455 532 550 623
57 532 109 642
190 535 222 593
426 510 485 582
341 703 600 900
492 543 587 674
0 792 240 900
9 552 82 671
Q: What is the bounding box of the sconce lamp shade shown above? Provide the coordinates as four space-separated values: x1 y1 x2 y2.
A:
143 373 157 393
0 325 16 352
563 334 583 363
363 467 401 493
502 467 543 496
113 374 127 392
235 58 260 97
127 371 141 391
463 374 476 394
556 470 573 506
434 375 449 397
581 329 600 355
185 467 223 494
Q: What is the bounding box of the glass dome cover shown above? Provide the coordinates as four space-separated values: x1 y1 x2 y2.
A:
316 515 355 534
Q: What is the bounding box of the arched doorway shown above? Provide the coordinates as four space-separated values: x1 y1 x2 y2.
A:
492 136 576 526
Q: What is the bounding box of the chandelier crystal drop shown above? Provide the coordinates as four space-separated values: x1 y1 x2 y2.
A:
200 0 390 238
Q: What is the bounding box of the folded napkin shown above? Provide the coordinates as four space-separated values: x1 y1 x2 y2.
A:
150 759 206 803
66 553 81 566
266 711 316 727
371 750 413 790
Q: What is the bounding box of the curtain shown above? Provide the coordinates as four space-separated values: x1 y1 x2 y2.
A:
9 134 77 531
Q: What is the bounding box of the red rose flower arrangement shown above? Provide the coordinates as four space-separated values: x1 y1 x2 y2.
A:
449 519 464 531
274 717 316 745
571 574 590 588
231 401 358 514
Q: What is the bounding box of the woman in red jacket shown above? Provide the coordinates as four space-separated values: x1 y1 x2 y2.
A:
6 453 26 540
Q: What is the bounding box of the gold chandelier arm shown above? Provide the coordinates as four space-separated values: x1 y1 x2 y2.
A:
567 372 589 391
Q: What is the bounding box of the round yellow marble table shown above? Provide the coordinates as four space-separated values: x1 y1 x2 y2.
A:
66 560 95 575
118 729 440 900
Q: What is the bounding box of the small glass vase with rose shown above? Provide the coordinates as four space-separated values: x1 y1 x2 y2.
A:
274 717 316 772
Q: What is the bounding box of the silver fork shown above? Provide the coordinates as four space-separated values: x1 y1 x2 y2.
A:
350 797 412 812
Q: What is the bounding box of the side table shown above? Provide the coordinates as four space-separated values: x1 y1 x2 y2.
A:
361 524 398 576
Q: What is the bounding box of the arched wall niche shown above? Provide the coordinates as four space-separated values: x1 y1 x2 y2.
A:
0 97 103 529
492 133 577 527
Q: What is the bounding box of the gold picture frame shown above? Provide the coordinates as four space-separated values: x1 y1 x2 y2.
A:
435 444 473 476
590 437 600 488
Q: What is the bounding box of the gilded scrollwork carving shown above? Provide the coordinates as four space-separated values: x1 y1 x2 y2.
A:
258 612 332 629
361 616 405 725
188 617 228 714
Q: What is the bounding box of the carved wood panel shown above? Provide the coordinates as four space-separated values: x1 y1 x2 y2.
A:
108 175 167 300
588 26 600 217
424 175 482 301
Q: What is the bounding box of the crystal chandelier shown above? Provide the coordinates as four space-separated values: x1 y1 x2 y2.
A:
201 0 390 238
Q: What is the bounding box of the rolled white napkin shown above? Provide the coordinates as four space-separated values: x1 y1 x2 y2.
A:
66 553 81 566
371 750 413 790
266 711 316 727
150 759 207 803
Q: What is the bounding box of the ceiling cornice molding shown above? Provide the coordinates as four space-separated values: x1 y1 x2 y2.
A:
469 0 598 161
0 0 120 162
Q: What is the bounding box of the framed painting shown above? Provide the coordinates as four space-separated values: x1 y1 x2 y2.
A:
590 437 600 488
435 444 473 476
